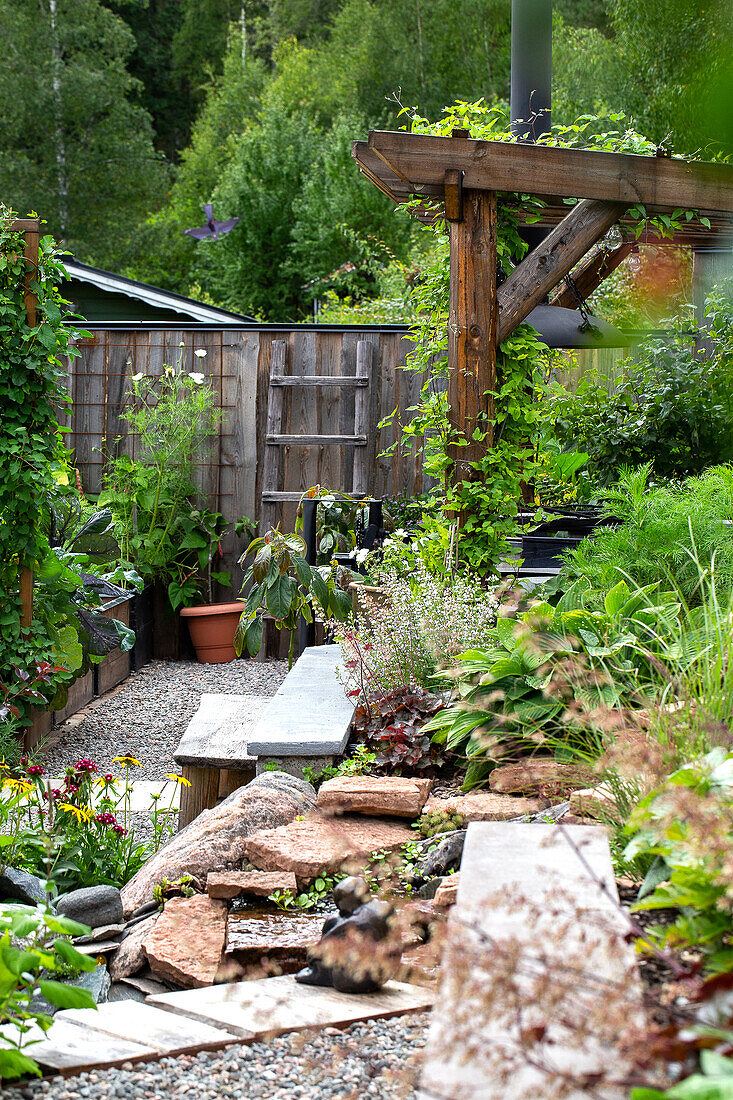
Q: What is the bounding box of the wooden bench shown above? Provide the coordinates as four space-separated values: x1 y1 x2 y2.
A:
173 647 355 829
173 695 268 828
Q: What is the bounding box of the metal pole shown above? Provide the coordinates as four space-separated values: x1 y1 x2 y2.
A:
298 497 318 653
510 0 552 142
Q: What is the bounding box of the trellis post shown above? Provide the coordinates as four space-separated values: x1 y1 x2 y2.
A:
14 218 40 628
445 180 499 500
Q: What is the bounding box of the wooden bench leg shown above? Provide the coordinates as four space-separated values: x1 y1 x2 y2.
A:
218 767 256 800
179 766 220 830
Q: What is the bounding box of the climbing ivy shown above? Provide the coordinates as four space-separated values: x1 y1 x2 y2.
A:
0 210 82 685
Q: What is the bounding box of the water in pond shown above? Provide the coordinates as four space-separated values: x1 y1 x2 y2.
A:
226 899 334 958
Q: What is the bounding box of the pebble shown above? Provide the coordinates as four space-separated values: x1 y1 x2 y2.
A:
4 1014 430 1099
43 660 288 781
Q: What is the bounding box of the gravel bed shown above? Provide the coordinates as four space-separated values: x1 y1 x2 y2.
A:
6 1011 430 1100
42 660 288 781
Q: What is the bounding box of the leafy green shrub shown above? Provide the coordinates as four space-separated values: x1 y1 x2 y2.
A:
101 365 233 611
235 527 352 667
0 903 98 1080
625 748 733 976
552 286 733 485
549 464 733 607
303 744 377 787
425 581 682 789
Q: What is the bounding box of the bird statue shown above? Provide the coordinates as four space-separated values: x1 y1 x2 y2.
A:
184 204 240 242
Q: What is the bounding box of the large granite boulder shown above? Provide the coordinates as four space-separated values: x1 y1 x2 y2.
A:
0 867 47 906
120 772 315 916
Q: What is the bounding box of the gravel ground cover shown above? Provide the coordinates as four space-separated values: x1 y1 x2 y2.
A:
43 660 289 781
6 1012 430 1100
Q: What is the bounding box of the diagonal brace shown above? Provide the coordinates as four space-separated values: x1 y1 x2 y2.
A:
497 199 626 345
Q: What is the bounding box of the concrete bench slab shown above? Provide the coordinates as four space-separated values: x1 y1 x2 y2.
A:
418 822 643 1100
246 646 354 757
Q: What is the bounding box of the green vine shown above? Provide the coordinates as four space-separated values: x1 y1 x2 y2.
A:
0 209 83 690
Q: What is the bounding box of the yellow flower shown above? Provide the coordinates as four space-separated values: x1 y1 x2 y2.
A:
3 778 33 795
58 803 93 824
0 759 10 772
112 755 141 767
164 773 191 788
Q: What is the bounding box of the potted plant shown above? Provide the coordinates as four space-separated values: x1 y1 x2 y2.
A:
179 513 256 664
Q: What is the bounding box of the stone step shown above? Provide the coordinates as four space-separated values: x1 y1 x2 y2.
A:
59 1001 238 1056
422 790 551 821
0 1017 158 1072
418 822 642 1100
147 974 435 1038
317 776 433 817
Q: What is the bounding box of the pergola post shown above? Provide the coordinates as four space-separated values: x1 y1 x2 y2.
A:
446 186 498 498
16 218 40 629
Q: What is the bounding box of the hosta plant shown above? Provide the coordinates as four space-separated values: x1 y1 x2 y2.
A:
425 581 682 789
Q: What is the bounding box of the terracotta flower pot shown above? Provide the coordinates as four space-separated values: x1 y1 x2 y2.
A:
180 601 244 664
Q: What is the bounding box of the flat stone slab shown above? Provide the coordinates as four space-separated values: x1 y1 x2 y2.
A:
489 759 595 795
145 895 227 988
418 822 642 1100
60 1001 238 1056
422 791 548 821
174 693 267 769
246 646 354 757
226 909 324 956
207 870 298 899
244 813 414 880
0 1017 157 1071
317 776 433 818
147 973 434 1038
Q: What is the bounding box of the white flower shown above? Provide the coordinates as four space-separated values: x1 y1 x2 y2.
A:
194 349 207 359
393 528 408 539
188 372 205 385
355 547 370 564
164 365 175 377
321 496 335 508
131 372 144 382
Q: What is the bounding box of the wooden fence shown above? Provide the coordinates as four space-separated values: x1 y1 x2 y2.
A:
64 324 428 579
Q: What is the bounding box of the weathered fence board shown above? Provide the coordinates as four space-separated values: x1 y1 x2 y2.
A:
65 326 430 575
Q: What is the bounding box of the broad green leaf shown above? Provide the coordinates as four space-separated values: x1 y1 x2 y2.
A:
38 980 97 1010
52 937 97 972
267 574 295 621
329 587 352 621
252 543 272 584
604 580 631 617
0 1047 43 1080
310 570 330 612
245 616 264 657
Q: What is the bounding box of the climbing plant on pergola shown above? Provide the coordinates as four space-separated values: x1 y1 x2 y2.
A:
353 130 733 513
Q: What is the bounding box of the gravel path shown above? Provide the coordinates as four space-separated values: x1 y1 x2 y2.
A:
6 1012 430 1100
43 660 288 781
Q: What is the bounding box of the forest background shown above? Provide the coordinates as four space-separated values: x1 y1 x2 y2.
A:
2 0 731 322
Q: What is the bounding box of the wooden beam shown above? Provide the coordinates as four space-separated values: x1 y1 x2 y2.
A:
447 188 498 487
19 219 40 629
550 242 633 308
444 169 464 222
497 199 625 345
362 132 733 217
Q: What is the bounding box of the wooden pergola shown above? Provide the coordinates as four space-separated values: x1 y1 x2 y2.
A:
353 132 733 484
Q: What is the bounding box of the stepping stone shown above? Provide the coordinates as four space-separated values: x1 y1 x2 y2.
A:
60 1001 238 1056
0 1017 157 1071
147 973 434 1038
145 895 227 988
206 870 297 899
422 791 549 821
244 813 414 880
418 822 642 1100
489 759 595 795
317 776 433 818
246 646 354 758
